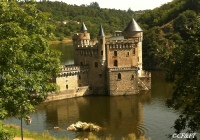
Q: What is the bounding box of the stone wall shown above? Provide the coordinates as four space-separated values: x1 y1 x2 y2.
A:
56 75 78 91
107 68 138 96
45 86 92 102
73 44 107 95
106 40 139 69
56 65 89 91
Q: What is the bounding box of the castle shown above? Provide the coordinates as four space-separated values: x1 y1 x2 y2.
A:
50 19 151 100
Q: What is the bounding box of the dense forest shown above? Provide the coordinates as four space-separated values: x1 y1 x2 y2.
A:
138 0 200 69
137 0 200 137
36 1 146 39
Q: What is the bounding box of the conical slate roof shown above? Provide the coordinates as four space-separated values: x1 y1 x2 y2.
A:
98 25 105 37
123 18 142 32
80 22 87 31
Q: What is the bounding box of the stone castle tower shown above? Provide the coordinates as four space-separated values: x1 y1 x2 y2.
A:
53 19 151 99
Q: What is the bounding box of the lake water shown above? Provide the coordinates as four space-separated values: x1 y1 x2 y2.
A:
3 43 192 139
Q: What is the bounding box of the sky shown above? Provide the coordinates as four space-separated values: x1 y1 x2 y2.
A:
48 0 173 11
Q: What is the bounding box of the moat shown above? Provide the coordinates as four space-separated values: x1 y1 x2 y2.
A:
4 43 197 139
4 71 178 140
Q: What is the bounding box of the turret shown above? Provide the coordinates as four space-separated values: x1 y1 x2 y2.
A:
123 18 143 39
72 22 90 46
97 25 106 65
123 18 143 76
80 22 87 33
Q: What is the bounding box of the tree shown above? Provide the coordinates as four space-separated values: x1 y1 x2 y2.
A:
164 11 200 139
0 1 60 119
89 2 100 9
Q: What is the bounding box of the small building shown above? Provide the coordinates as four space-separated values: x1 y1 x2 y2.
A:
49 19 151 101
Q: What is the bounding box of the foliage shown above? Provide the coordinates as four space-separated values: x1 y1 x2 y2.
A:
164 12 200 137
35 1 145 39
138 0 200 138
0 1 60 120
138 0 200 70
0 121 14 140
88 2 100 9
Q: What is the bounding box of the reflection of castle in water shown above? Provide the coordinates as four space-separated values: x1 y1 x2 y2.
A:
48 18 151 101
41 92 151 138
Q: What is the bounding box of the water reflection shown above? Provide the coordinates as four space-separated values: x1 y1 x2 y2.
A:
36 92 151 139
50 43 74 65
4 71 183 140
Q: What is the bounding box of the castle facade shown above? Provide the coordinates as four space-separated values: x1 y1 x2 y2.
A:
50 19 151 100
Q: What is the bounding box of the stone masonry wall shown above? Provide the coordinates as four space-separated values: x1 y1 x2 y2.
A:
45 86 92 102
106 40 139 69
107 69 138 96
56 75 78 91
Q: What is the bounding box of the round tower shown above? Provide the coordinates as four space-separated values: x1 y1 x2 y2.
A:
123 18 143 76
72 22 90 47
72 22 91 65
97 25 106 65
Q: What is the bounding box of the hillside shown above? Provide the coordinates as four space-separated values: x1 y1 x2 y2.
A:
36 0 199 70
36 1 146 39
138 0 200 69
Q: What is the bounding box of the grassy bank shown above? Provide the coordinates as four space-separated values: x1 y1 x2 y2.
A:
49 38 72 45
1 123 67 140
1 122 147 140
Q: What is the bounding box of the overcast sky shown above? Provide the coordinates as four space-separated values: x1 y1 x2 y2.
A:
48 0 173 11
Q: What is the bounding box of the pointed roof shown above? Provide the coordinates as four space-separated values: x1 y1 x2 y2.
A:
98 25 105 37
80 22 87 31
123 18 142 32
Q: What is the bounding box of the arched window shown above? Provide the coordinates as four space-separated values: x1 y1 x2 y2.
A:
66 85 68 89
114 60 118 66
118 73 121 80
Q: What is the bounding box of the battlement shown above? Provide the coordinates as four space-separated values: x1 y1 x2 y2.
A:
108 66 138 72
76 44 98 49
106 38 140 44
73 39 98 47
58 65 89 77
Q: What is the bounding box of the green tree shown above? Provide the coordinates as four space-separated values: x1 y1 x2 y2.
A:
0 1 60 119
164 12 200 139
89 2 100 9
